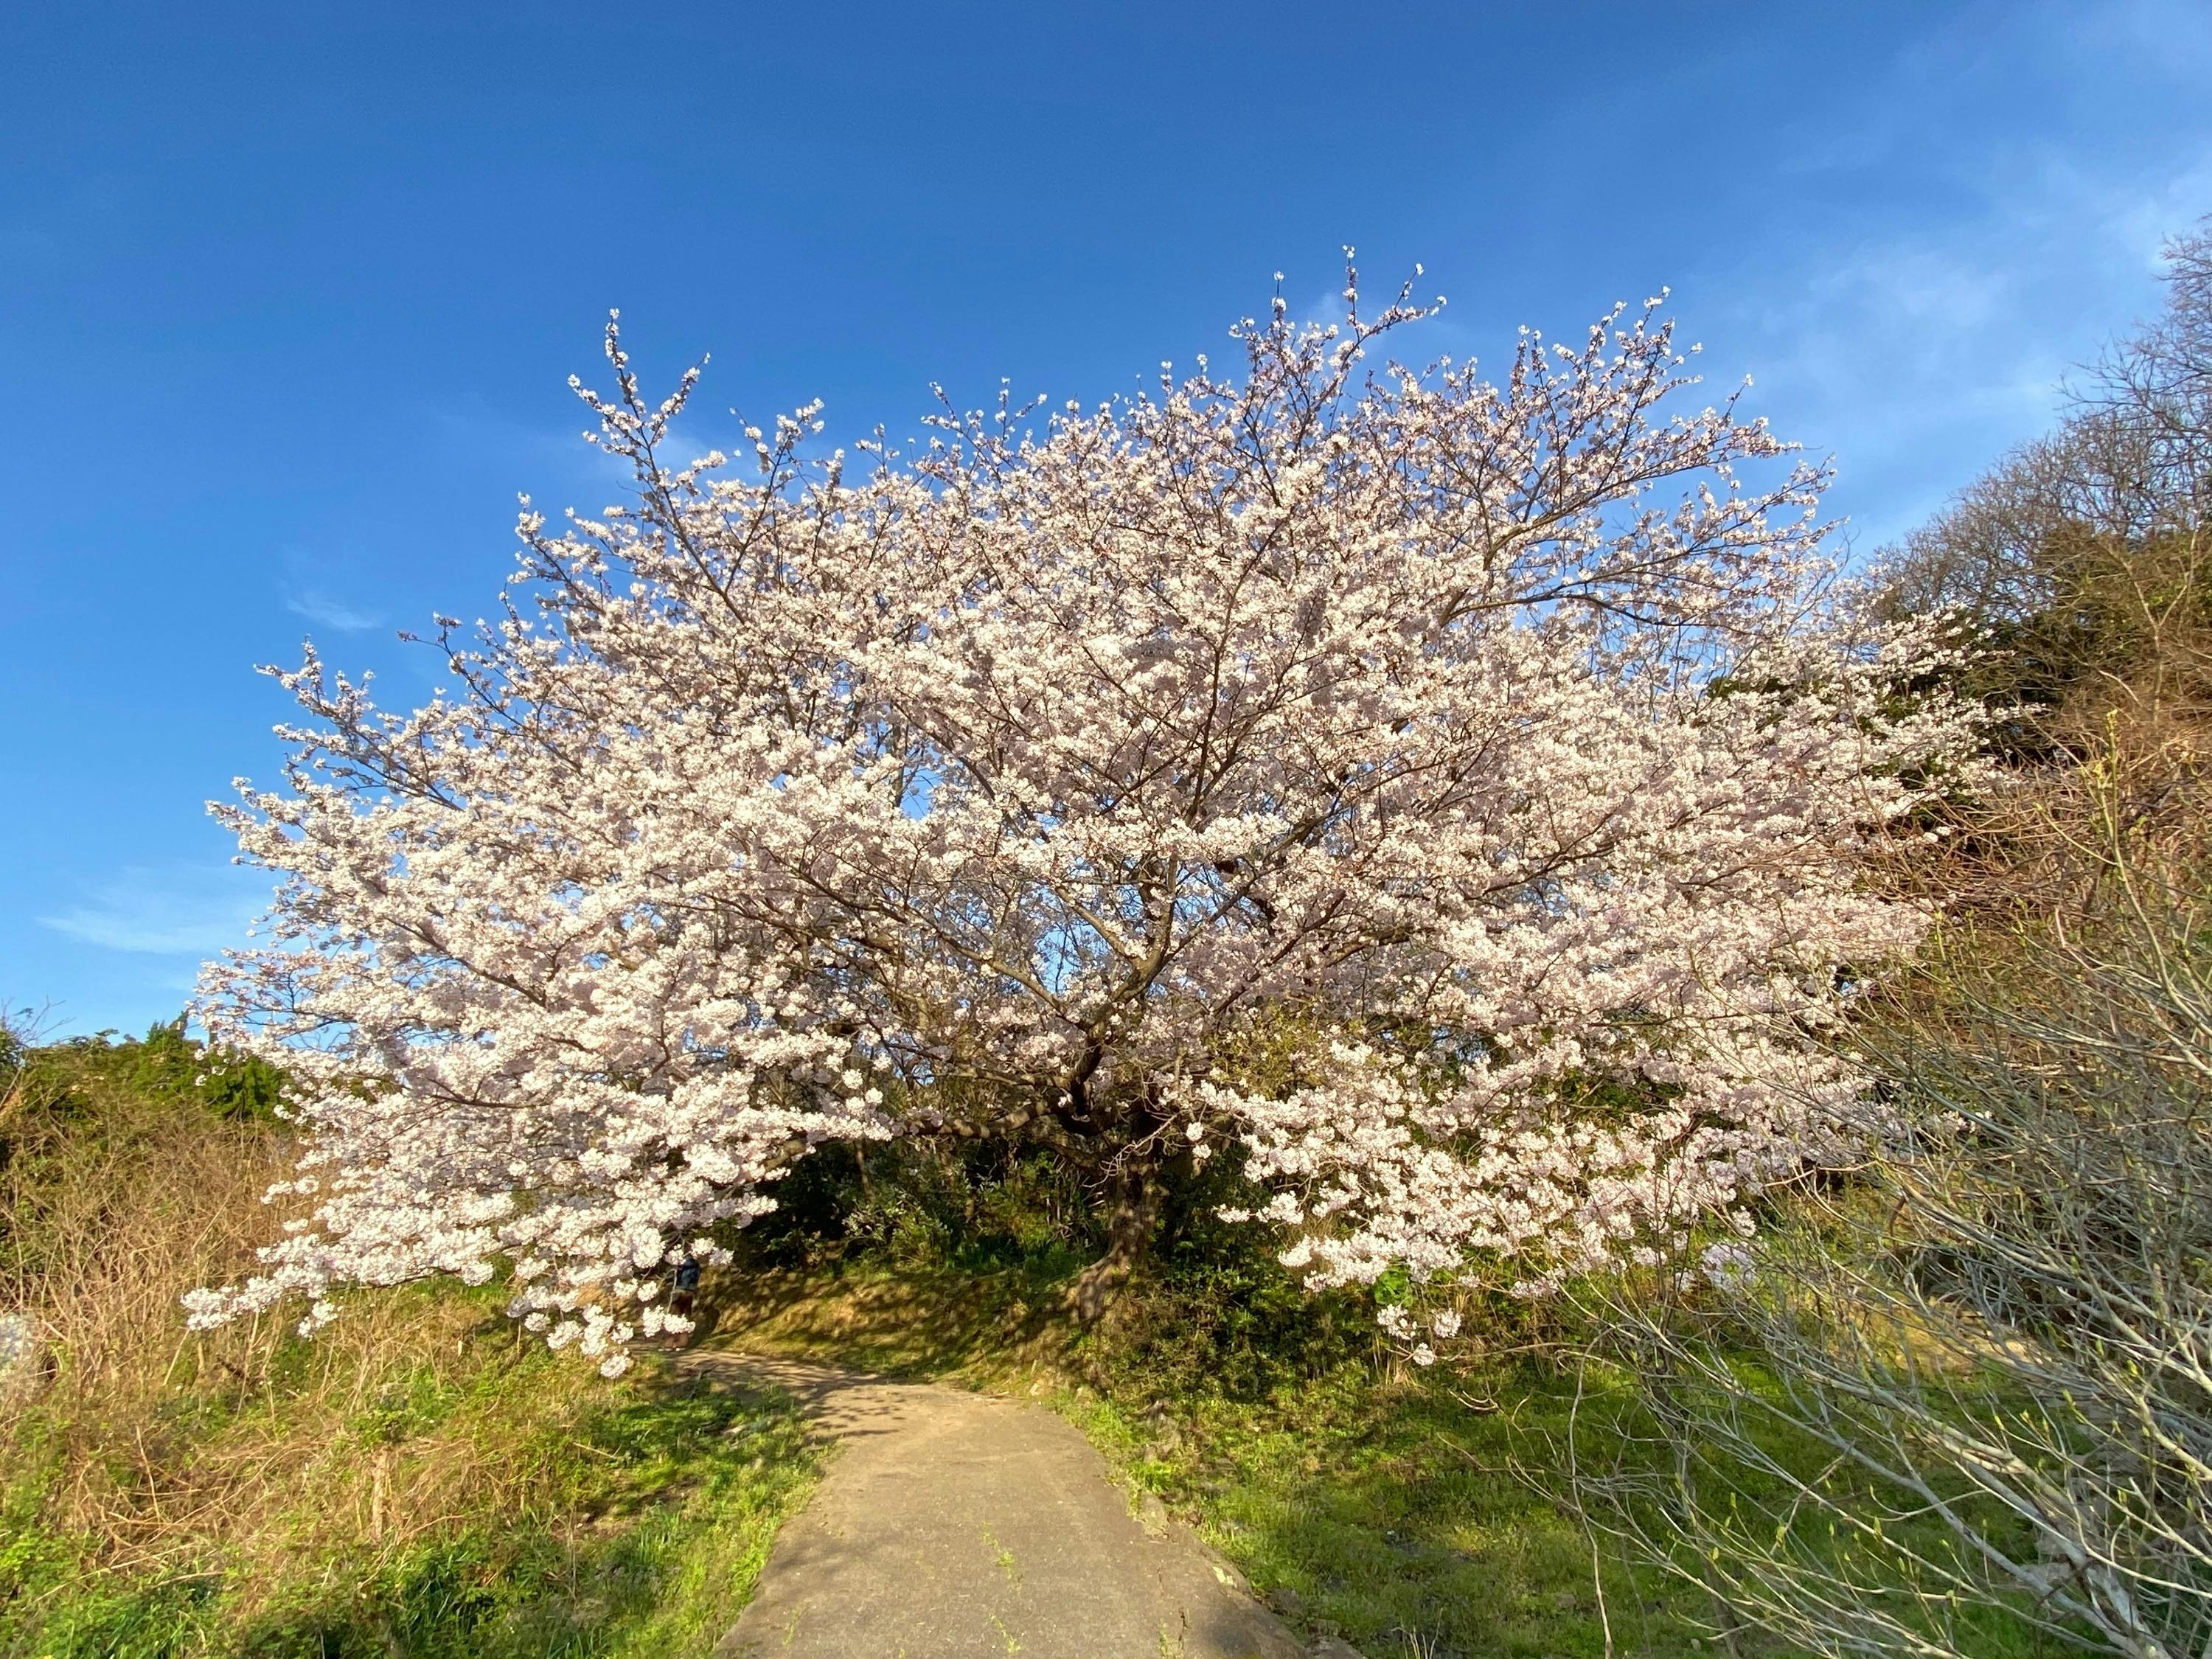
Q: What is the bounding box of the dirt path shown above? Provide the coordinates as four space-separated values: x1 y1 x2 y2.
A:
688 1352 1308 1659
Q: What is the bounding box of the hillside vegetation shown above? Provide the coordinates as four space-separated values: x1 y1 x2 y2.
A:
0 1025 818 1658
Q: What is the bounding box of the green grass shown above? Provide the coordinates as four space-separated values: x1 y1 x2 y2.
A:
1064 1363 1686 1658
0 1025 825 1659
2 1339 821 1659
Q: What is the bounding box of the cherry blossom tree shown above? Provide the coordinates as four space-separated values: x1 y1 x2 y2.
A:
187 265 1978 1372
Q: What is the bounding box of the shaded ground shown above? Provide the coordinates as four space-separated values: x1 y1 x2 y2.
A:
693 1353 1305 1659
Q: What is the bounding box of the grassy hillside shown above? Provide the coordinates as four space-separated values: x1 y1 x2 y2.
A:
0 1024 820 1658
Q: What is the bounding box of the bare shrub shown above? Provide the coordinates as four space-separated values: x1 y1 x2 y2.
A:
1568 804 2212 1659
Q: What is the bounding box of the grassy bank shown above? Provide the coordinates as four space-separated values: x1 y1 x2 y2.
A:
0 1025 820 1658
1 1023 2098 1658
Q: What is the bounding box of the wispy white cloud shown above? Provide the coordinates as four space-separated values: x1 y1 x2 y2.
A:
40 864 264 957
1689 10 2212 554
276 541 392 633
284 586 384 632
426 392 636 479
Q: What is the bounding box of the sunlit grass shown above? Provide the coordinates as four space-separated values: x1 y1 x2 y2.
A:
0 1029 822 1658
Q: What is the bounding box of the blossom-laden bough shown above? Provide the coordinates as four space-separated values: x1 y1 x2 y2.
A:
187 263 1980 1373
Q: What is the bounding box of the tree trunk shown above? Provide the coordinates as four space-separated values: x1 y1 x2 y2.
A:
1065 1162 1165 1322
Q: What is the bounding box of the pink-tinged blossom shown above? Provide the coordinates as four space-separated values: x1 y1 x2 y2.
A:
187 265 1980 1365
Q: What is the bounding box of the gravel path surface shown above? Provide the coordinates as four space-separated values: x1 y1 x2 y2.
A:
691 1352 1308 1659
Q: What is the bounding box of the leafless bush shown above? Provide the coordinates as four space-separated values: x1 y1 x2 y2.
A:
1568 824 2212 1659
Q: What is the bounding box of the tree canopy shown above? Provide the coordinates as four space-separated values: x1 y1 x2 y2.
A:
189 270 1975 1373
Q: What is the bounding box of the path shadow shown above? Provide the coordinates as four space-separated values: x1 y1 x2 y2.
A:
695 1262 1073 1382
677 1351 948 1448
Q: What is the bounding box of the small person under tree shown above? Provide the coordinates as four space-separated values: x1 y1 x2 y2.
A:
187 263 1976 1373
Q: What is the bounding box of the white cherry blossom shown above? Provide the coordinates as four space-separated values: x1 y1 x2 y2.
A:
187 265 1978 1366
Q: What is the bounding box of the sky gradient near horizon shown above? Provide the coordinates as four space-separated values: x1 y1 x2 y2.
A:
4 0 2210 1036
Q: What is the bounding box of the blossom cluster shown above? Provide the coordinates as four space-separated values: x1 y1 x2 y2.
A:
188 267 1978 1368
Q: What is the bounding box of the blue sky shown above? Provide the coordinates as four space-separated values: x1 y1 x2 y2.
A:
3 0 2208 1037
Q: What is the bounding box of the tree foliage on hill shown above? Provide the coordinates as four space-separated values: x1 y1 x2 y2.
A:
1 1015 282 1175
187 268 1973 1372
3 1017 286 1341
